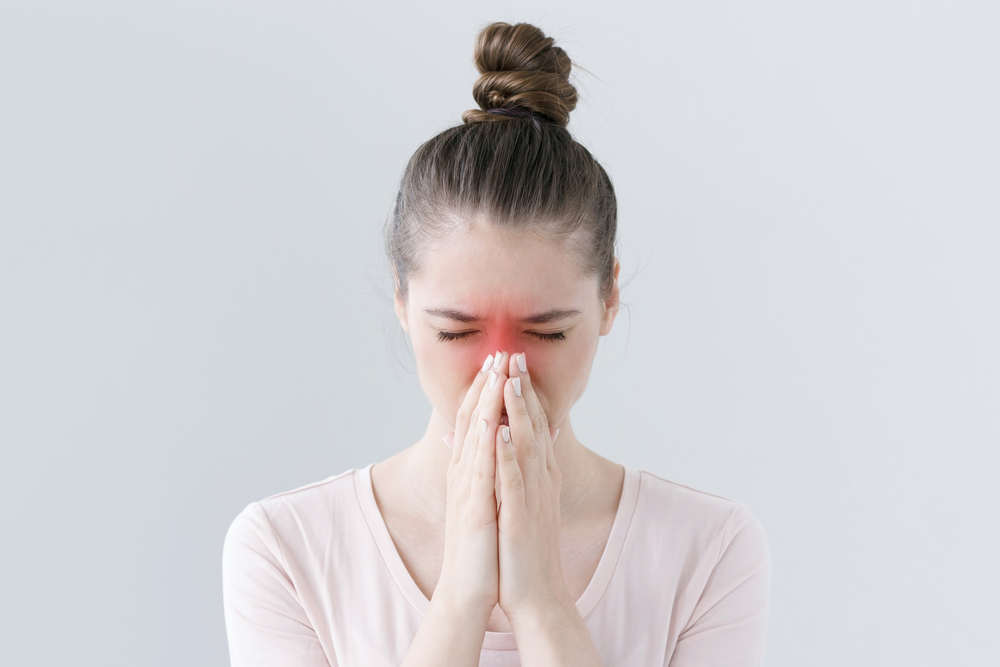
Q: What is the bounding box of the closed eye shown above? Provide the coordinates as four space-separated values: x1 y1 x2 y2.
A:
436 330 476 342
435 330 567 343
528 331 566 342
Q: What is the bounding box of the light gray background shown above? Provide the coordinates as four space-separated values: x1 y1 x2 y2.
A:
1 1 997 665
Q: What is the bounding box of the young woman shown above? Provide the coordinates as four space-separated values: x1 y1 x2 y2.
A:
223 21 771 667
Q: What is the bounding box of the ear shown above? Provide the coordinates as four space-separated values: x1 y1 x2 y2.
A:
598 259 621 336
391 265 410 334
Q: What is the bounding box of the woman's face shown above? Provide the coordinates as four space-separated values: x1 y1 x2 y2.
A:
395 220 620 432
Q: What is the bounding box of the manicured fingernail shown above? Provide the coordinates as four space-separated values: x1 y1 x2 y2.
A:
517 353 527 373
553 428 560 443
480 417 488 433
442 435 451 449
481 355 494 373
493 351 502 369
502 426 510 443
489 371 499 390
512 377 521 397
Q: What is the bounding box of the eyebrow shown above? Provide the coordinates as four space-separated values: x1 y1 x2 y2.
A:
423 308 583 324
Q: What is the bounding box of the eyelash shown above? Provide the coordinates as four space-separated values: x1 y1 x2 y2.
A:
436 330 566 343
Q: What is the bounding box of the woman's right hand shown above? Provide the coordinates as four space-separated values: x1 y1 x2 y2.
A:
401 351 509 667
435 351 509 616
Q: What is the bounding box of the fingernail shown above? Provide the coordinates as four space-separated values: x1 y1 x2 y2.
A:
480 417 488 433
493 351 502 370
442 435 452 449
512 377 521 397
517 353 527 374
481 355 494 373
502 426 510 443
489 371 499 390
553 428 561 443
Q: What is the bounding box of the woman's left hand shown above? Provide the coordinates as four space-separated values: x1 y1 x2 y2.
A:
494 352 570 624
493 352 605 666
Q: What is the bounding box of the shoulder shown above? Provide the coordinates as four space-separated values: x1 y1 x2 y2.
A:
222 472 367 661
629 472 772 657
631 468 770 574
223 467 365 569
257 467 361 523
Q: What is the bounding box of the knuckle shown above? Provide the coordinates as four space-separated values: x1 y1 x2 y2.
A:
508 473 524 492
524 439 539 460
531 412 549 434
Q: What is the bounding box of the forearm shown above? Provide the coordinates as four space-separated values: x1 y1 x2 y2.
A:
509 600 603 667
400 593 490 667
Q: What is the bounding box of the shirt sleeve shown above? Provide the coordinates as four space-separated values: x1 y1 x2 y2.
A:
222 502 334 667
667 503 772 667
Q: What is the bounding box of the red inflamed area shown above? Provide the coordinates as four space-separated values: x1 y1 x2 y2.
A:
452 307 555 376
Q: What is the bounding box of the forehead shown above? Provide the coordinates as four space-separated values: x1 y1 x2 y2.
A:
409 220 594 313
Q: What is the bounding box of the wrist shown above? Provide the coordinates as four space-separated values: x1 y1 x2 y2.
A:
402 587 494 667
504 592 577 635
429 585 494 626
506 596 603 667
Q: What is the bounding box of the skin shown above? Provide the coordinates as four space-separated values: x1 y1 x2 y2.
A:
375 218 624 666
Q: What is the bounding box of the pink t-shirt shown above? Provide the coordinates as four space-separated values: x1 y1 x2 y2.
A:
222 463 771 666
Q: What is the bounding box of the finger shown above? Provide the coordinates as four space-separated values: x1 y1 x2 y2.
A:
470 415 498 508
469 350 508 496
459 376 493 472
508 352 550 476
503 375 539 507
495 423 525 516
453 352 497 467
462 352 509 474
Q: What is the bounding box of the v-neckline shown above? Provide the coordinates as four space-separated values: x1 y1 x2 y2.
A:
354 461 640 651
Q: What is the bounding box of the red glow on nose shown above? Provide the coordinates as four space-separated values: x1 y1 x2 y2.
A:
458 310 538 375
468 320 516 365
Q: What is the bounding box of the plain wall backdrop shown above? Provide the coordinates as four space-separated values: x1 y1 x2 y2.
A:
1 1 997 665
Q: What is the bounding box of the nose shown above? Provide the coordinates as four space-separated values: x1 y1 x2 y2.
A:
474 322 520 369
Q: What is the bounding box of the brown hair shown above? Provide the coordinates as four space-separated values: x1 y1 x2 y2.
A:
385 21 618 302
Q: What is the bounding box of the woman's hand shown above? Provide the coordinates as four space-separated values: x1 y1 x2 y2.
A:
401 352 512 667
493 352 604 666
494 352 570 622
435 351 510 616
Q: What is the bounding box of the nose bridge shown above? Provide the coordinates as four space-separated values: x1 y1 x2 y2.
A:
489 319 519 354
472 316 519 364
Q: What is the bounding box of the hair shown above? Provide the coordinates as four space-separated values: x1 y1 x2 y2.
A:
385 21 618 303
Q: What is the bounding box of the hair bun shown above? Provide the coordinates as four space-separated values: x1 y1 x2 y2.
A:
462 22 577 127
